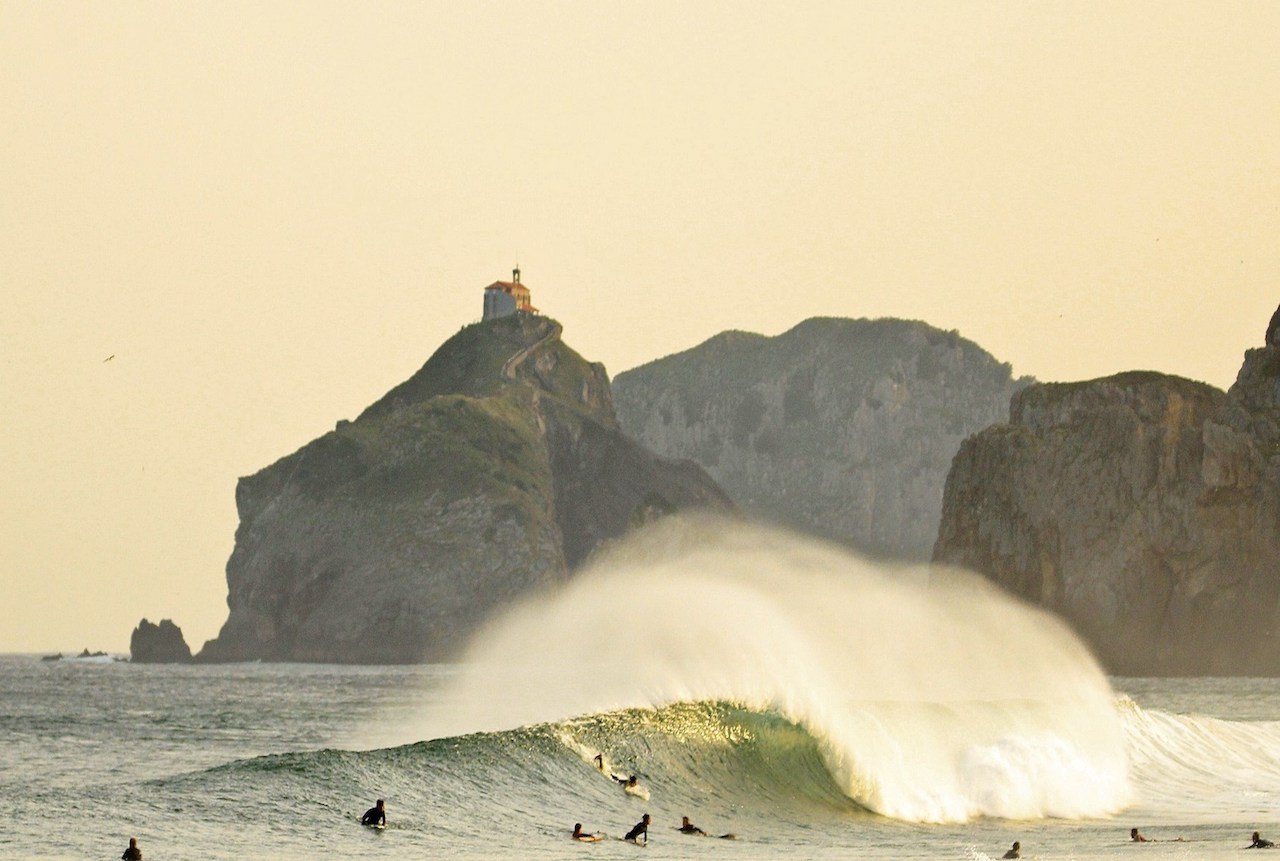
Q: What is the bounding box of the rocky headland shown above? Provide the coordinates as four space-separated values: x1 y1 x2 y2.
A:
934 308 1280 675
188 315 730 663
613 318 1030 559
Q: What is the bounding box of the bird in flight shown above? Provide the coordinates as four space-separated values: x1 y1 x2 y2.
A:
103 354 115 362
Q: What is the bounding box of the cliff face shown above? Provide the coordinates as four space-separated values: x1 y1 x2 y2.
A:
613 318 1029 559
935 312 1280 675
198 315 730 663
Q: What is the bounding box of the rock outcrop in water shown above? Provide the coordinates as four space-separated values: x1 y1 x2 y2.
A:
934 307 1280 675
129 618 193 663
196 315 731 664
612 318 1029 559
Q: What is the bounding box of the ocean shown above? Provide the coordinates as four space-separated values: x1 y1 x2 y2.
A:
7 522 1280 860
5 658 1280 860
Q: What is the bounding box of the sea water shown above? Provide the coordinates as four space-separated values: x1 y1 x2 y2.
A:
6 521 1280 859
6 660 1280 859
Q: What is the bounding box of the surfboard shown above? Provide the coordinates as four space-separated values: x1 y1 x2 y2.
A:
623 782 651 801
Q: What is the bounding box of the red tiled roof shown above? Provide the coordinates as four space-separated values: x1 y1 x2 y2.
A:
484 281 530 293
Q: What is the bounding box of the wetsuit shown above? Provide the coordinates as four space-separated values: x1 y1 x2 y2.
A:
1251 836 1275 849
121 847 142 860
361 806 386 826
624 820 648 843
679 823 707 835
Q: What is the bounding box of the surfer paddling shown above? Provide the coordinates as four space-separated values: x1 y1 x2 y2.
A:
624 813 651 845
1001 841 1021 859
1130 827 1182 843
1248 831 1275 849
571 823 601 842
674 815 736 839
677 816 707 836
120 837 142 860
360 799 386 827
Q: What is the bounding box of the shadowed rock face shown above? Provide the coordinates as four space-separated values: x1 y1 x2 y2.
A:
935 308 1280 675
196 315 731 664
130 618 192 663
613 318 1030 560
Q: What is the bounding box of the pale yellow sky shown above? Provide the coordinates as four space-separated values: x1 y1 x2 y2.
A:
1 1 1276 652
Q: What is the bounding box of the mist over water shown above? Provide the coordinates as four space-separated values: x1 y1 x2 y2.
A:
426 517 1131 823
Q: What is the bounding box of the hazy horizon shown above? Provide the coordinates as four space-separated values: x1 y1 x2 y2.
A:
3 1 1276 652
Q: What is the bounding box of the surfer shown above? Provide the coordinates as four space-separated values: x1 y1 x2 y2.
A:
571 823 601 842
1248 831 1275 849
1129 827 1182 843
677 816 707 836
120 837 142 860
360 799 386 827
1002 841 1021 859
614 774 639 789
593 753 605 771
624 813 651 845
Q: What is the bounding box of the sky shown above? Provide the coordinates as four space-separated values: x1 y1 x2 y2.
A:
2 1 1277 653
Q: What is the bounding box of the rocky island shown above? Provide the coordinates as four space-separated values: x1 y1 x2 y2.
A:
129 618 193 663
178 309 730 664
935 306 1280 675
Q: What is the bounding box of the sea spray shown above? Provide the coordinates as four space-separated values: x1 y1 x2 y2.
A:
424 516 1131 822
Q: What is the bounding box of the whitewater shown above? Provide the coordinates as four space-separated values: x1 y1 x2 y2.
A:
6 519 1280 859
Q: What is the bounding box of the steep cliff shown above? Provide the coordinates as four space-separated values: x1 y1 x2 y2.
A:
613 318 1029 559
197 315 730 663
935 310 1280 675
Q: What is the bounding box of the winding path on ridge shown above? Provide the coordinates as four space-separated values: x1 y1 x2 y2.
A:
501 319 563 381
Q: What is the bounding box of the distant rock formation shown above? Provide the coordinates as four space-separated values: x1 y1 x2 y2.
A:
130 618 193 663
935 306 1280 675
613 318 1030 559
196 315 731 664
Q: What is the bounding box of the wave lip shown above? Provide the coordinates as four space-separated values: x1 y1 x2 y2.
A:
431 517 1133 823
1122 696 1280 821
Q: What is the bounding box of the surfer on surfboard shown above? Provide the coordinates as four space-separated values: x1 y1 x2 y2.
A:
677 816 706 836
675 815 736 840
624 814 651 845
360 799 386 827
572 823 601 842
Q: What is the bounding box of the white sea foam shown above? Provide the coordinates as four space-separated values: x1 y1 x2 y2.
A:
426 516 1131 822
1121 696 1280 821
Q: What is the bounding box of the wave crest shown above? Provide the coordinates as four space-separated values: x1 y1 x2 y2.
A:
425 517 1132 822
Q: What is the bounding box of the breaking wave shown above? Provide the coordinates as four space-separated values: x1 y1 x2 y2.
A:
418 517 1132 823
